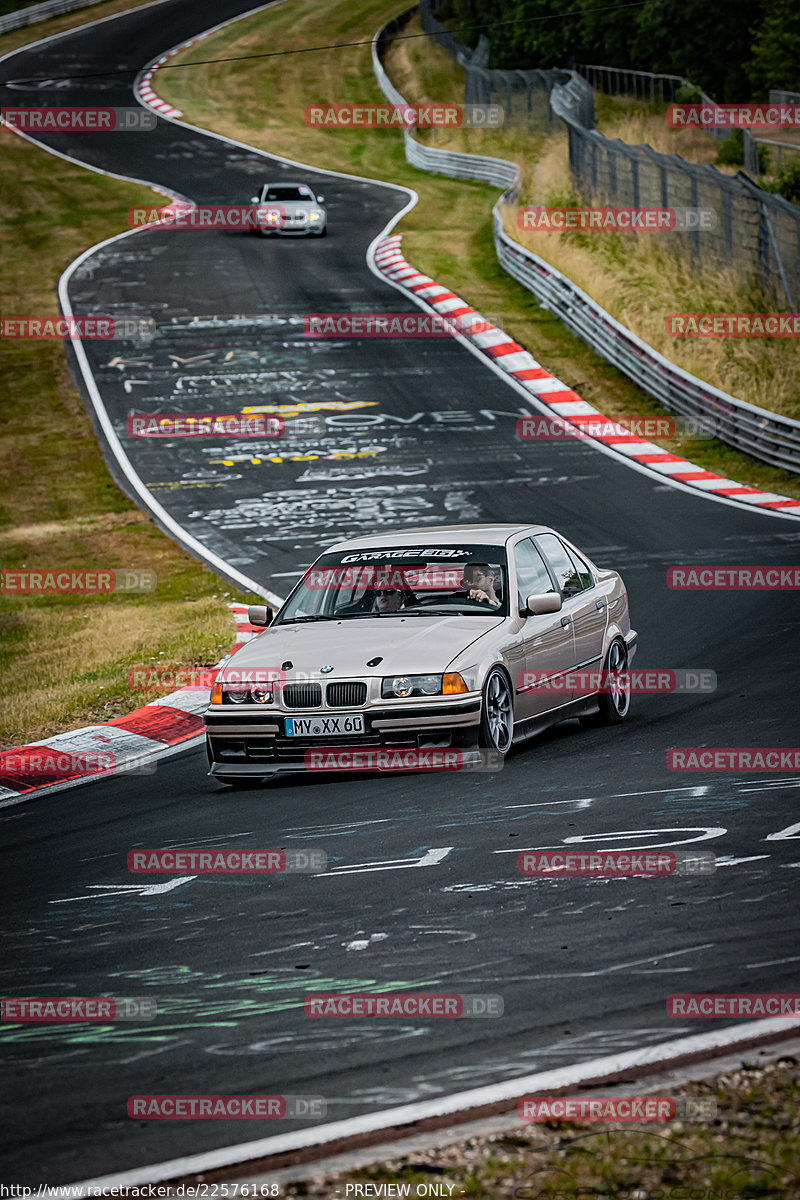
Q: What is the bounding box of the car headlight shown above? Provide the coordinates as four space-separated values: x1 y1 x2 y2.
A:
209 683 273 705
381 674 443 698
308 212 321 221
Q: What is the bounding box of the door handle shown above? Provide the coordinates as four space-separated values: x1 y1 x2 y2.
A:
596 599 606 610
561 615 572 627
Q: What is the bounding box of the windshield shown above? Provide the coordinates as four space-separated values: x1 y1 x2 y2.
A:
274 544 509 624
263 185 316 202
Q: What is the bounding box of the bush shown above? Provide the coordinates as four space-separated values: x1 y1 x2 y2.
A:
675 84 703 103
715 130 770 174
774 161 800 203
715 129 745 165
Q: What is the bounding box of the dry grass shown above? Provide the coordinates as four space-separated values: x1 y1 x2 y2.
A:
0 2 253 749
392 16 800 421
282 1055 800 1198
155 3 800 501
499 134 800 416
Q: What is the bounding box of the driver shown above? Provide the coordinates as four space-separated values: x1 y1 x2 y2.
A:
462 563 501 608
372 584 416 613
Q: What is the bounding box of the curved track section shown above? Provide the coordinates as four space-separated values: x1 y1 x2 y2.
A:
1 0 799 1185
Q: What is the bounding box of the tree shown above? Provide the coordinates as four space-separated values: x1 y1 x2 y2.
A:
747 0 800 94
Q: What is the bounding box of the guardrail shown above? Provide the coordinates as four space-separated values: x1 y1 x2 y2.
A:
371 9 800 475
0 0 102 35
492 210 800 473
372 11 520 192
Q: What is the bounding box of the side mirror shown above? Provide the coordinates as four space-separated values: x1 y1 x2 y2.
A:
525 592 562 615
250 195 260 204
248 604 274 627
316 194 325 204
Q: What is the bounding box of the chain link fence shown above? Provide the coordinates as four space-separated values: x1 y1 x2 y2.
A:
578 64 726 139
420 0 800 307
373 6 800 473
420 0 570 129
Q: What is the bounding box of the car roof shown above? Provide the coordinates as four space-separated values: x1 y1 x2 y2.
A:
262 181 314 188
324 524 554 552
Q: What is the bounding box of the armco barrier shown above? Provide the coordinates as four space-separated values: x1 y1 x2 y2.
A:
372 10 800 475
372 11 520 193
492 212 800 472
0 0 103 34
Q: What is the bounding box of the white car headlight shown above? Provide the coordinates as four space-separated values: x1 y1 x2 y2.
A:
382 674 442 698
308 212 321 221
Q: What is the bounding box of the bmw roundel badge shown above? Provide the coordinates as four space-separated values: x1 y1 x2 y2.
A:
320 665 334 673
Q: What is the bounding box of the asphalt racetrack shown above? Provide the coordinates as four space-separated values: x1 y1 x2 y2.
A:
1 0 799 1184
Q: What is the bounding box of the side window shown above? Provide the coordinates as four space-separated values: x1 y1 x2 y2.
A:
564 544 593 590
534 534 584 598
513 538 555 612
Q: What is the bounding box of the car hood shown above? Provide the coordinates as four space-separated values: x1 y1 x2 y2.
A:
221 615 503 679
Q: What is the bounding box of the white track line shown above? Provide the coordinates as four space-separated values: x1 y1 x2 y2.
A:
70 1017 800 1191
7 7 800 1186
1 0 417 600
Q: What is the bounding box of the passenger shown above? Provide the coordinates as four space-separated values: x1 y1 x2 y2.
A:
462 563 502 608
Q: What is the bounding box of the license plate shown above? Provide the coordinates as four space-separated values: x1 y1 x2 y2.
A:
285 713 365 737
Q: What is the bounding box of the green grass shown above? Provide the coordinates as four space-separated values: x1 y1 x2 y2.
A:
0 0 261 749
278 1060 800 1197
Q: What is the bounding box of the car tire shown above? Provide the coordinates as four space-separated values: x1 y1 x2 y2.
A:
478 667 514 755
318 226 327 237
595 637 631 724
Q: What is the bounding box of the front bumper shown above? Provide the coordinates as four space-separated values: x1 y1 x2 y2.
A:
204 695 481 777
259 219 326 236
